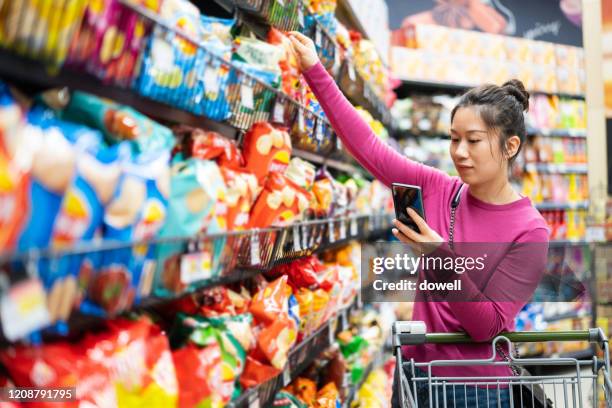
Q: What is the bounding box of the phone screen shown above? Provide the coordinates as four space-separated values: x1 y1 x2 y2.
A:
392 183 425 232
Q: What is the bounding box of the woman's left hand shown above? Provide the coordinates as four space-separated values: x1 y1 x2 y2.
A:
392 208 444 254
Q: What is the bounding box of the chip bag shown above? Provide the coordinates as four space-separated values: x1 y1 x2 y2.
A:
83 317 178 407
314 382 341 408
61 91 175 154
172 343 224 408
173 125 243 168
242 122 292 182
0 342 117 408
248 172 309 228
220 166 259 231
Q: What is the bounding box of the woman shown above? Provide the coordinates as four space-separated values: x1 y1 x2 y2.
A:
288 32 550 407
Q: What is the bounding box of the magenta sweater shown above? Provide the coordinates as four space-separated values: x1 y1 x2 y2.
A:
303 62 550 378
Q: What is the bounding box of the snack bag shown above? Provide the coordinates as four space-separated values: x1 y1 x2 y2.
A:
267 28 301 103
67 0 160 86
249 172 309 228
285 157 316 192
311 170 334 217
47 142 127 323
294 288 314 338
292 377 317 406
198 286 251 317
154 158 227 296
250 275 292 325
240 353 281 388
220 166 259 231
274 390 308 408
0 83 30 251
0 342 117 408
84 317 178 407
314 382 341 408
80 151 170 316
242 122 292 182
0 0 88 68
173 125 243 168
61 91 175 154
171 313 251 403
135 0 205 112
172 344 224 408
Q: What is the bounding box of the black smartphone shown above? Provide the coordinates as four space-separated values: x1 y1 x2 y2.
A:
392 183 425 233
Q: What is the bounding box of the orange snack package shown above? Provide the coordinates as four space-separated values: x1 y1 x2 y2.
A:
248 172 309 228
242 122 292 182
219 166 259 231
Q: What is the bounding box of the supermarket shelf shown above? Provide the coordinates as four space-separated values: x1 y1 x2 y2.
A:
229 300 359 408
527 128 587 138
536 201 589 211
342 348 385 408
524 163 588 174
395 79 586 100
336 0 369 41
543 310 587 323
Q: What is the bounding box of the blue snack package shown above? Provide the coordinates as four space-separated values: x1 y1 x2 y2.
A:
80 149 170 316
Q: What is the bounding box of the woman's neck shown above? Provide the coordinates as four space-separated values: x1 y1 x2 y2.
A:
468 178 520 205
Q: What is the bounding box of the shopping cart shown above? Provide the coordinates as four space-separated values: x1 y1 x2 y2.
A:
393 321 612 408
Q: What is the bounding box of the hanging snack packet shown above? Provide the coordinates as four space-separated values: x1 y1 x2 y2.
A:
248 172 309 228
84 317 178 407
219 167 259 231
61 91 175 154
154 157 227 296
242 122 292 182
172 343 224 408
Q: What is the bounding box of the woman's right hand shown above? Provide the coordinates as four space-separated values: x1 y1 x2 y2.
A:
287 31 320 72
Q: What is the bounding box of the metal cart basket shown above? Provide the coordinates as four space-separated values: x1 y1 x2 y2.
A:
393 321 612 408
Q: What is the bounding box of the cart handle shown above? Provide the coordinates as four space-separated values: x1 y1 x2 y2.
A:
392 321 607 350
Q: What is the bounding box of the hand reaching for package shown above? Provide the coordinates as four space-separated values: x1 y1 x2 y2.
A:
287 31 320 72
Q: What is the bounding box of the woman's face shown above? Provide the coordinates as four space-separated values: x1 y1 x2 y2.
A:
449 106 506 186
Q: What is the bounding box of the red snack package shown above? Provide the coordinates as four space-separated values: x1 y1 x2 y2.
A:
0 342 116 407
199 286 251 317
267 29 301 102
242 122 292 183
249 275 291 325
219 167 259 231
239 354 281 389
173 126 243 168
83 317 178 406
257 317 297 369
268 256 322 290
172 343 224 408
248 172 310 228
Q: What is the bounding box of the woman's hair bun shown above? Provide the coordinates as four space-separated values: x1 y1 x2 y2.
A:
502 79 529 111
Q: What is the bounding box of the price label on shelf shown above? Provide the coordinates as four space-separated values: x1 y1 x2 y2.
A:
250 234 261 265
273 99 285 123
350 217 358 236
328 220 335 243
315 26 322 47
282 365 292 386
328 318 336 344
301 224 309 250
1 278 50 341
348 62 356 82
241 84 254 110
202 66 220 95
339 219 347 240
248 391 260 408
315 121 324 142
297 108 305 132
180 251 213 284
298 7 305 27
340 309 348 331
293 225 301 252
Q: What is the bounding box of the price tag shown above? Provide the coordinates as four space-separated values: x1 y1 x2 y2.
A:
180 251 213 284
282 365 292 386
301 224 309 249
315 26 322 47
297 108 305 132
339 219 347 240
273 99 285 123
293 225 302 252
248 392 260 408
328 220 335 243
1 278 50 341
315 121 324 142
350 217 358 236
348 62 356 82
241 84 254 110
202 66 220 95
332 48 340 72
328 318 336 344
250 234 261 265
298 7 305 28
340 309 348 330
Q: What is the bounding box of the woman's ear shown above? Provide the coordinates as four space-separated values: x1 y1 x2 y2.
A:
505 135 521 159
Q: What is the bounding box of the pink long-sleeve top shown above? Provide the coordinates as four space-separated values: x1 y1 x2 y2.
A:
303 62 550 378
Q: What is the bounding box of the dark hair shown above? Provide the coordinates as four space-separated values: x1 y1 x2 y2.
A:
450 79 529 166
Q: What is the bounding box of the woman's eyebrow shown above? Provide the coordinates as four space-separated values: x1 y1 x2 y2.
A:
450 129 488 134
